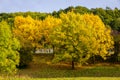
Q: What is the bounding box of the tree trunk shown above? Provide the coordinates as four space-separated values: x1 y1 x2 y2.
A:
93 55 95 64
33 47 36 54
72 60 75 69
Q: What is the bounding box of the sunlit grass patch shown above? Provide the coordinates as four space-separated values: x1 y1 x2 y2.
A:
0 77 120 80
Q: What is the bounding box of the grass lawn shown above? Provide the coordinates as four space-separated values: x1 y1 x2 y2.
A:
1 62 119 80
0 55 120 80
1 77 120 80
17 63 120 78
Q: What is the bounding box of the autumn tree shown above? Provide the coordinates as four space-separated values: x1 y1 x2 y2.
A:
0 21 20 73
13 15 61 67
41 15 62 48
13 16 43 67
51 12 114 69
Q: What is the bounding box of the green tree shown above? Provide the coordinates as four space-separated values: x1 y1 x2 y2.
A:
111 18 120 31
0 21 20 73
114 34 120 62
51 12 114 69
110 31 120 62
74 6 90 14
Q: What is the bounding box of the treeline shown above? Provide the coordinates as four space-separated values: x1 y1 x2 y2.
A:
52 6 120 31
0 12 48 27
0 6 120 73
1 6 120 31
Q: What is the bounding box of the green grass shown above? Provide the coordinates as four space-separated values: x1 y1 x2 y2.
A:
1 64 120 80
0 55 120 80
17 63 120 78
0 77 120 80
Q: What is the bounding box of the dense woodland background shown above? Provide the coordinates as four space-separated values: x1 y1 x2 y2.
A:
1 6 120 31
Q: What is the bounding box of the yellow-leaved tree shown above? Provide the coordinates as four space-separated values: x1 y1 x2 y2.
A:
50 12 114 69
40 15 62 49
13 15 61 67
13 16 43 67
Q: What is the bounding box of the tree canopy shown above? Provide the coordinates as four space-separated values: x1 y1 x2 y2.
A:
51 12 114 69
0 21 20 73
